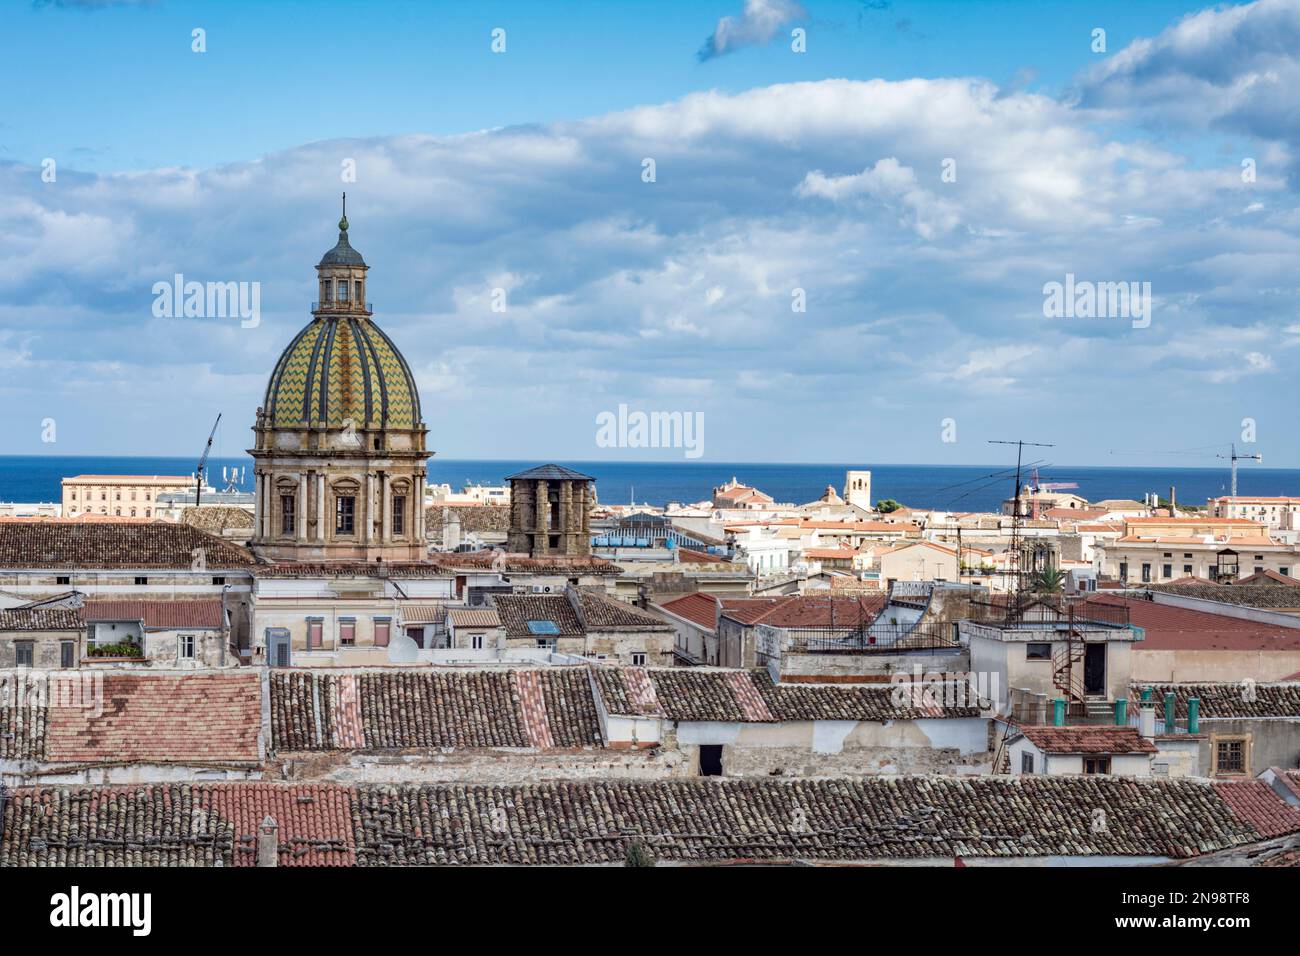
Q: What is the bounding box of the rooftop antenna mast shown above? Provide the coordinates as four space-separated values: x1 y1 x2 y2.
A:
195 413 221 507
1217 442 1262 496
989 439 1054 604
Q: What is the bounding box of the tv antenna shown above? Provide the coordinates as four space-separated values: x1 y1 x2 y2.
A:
989 439 1054 598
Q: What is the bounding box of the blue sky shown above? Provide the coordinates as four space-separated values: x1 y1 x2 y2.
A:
1 0 1297 466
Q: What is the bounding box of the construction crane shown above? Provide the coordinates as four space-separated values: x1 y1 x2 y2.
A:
1026 466 1079 520
1217 443 1262 497
195 413 221 507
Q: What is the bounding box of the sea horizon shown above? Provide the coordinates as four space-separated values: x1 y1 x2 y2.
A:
3 454 1294 515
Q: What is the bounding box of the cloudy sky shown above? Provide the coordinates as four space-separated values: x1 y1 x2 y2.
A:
1 0 1297 466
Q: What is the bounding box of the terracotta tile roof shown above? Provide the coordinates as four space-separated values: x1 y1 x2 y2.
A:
1016 725 1158 755
594 667 981 721
82 599 224 629
491 594 585 639
0 523 255 570
268 669 603 751
0 674 48 760
43 672 261 764
573 589 672 630
6 776 1296 866
656 592 721 630
0 783 355 867
1144 580 1300 609
445 608 501 628
400 603 446 624
1130 682 1300 719
0 608 82 630
675 547 727 564
1094 595 1300 650
1238 570 1300 586
1214 781 1300 838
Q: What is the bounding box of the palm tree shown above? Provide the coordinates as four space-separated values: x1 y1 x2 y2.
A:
1029 565 1065 594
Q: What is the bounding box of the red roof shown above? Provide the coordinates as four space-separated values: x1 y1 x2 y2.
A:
1214 781 1300 838
657 592 721 630
44 672 261 764
1018 725 1157 755
1093 595 1300 650
82 599 224 629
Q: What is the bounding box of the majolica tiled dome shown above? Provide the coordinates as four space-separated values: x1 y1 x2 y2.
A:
263 315 421 429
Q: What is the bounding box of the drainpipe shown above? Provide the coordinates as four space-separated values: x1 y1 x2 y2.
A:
1052 698 1065 727
1187 697 1200 735
1114 698 1127 727
1164 692 1176 734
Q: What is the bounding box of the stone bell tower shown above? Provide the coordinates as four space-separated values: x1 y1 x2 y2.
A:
506 464 594 557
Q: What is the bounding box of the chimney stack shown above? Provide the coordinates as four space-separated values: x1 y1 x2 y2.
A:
257 815 279 867
1138 704 1156 740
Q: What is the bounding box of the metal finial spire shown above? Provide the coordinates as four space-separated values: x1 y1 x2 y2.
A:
339 192 349 232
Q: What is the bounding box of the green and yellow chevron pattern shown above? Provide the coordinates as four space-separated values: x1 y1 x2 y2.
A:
264 317 421 429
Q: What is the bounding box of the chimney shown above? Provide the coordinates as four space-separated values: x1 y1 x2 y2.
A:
1169 485 1176 514
1138 704 1156 739
1052 697 1066 727
257 815 279 868
1114 698 1127 726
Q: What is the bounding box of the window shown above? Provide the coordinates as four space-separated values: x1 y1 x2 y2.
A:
1119 561 1128 581
1254 566 1264 574
281 494 296 535
1282 567 1291 578
1025 643 1052 660
322 281 333 303
392 495 406 535
15 641 33 667
471 633 484 650
60 641 75 669
1214 737 1248 776
1141 563 1152 583
337 279 349 301
339 620 356 646
335 495 355 534
354 280 362 303
1162 564 1172 579
535 638 557 651
135 576 148 586
308 619 324 649
373 619 390 648
1021 751 1034 774
56 575 70 585
1184 565 1193 575
178 634 195 660
1083 756 1111 775
212 576 225 585
631 652 647 666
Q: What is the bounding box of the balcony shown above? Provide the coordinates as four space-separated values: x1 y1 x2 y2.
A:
311 301 374 313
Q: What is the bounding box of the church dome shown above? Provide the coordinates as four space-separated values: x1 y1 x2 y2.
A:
263 314 421 429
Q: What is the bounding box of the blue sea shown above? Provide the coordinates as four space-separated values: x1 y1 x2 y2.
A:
2 456 1297 514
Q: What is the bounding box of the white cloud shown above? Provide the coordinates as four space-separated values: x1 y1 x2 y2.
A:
699 0 805 61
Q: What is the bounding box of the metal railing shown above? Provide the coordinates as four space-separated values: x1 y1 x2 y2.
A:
311 301 374 312
967 595 1130 628
772 621 961 655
